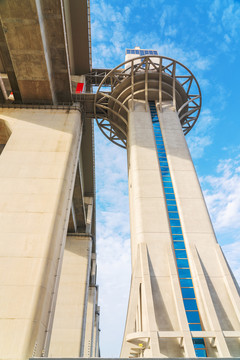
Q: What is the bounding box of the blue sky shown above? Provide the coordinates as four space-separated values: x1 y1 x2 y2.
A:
90 0 240 356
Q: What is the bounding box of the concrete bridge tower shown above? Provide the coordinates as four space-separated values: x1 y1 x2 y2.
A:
0 1 99 359
94 48 240 358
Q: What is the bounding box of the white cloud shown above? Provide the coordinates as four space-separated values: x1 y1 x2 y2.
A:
202 155 240 231
165 26 177 37
187 135 212 159
91 0 132 68
222 2 240 38
95 125 131 356
97 230 131 357
208 0 240 51
208 0 221 22
187 109 218 159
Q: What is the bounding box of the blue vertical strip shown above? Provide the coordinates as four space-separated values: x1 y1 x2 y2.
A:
149 101 207 357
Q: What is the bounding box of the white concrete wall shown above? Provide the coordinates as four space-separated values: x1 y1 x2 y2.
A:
0 108 81 360
49 235 92 357
160 102 240 357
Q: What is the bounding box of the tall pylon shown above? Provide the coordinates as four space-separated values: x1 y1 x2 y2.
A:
94 49 240 358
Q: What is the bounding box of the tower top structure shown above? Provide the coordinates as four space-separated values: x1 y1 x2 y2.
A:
94 48 202 148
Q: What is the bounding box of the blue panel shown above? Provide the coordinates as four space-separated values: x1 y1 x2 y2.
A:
163 181 173 190
162 175 171 181
189 323 202 331
193 338 205 348
163 184 173 189
170 219 181 226
166 198 176 204
140 50 144 55
184 299 198 310
195 349 207 357
168 212 179 219
165 189 174 195
167 205 177 211
161 169 170 174
180 278 193 287
175 250 187 258
165 193 175 200
181 287 195 298
177 258 189 268
172 235 183 240
186 311 201 323
162 179 171 184
173 241 186 250
167 205 178 212
160 161 168 166
163 182 173 188
171 227 182 234
178 268 191 278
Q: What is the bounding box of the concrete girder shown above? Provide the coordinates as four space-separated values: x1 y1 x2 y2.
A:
0 22 22 102
0 0 72 104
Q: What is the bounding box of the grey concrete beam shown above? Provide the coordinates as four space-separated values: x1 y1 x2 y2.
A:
37 0 72 103
0 0 72 104
0 22 22 102
64 0 91 75
0 0 53 103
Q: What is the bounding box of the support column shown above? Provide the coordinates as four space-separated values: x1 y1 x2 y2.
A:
122 100 189 358
48 235 92 357
0 108 81 360
83 286 97 357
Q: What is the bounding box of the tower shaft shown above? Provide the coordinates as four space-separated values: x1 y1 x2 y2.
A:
120 100 240 358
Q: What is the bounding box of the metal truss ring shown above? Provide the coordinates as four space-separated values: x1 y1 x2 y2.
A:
94 55 202 148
